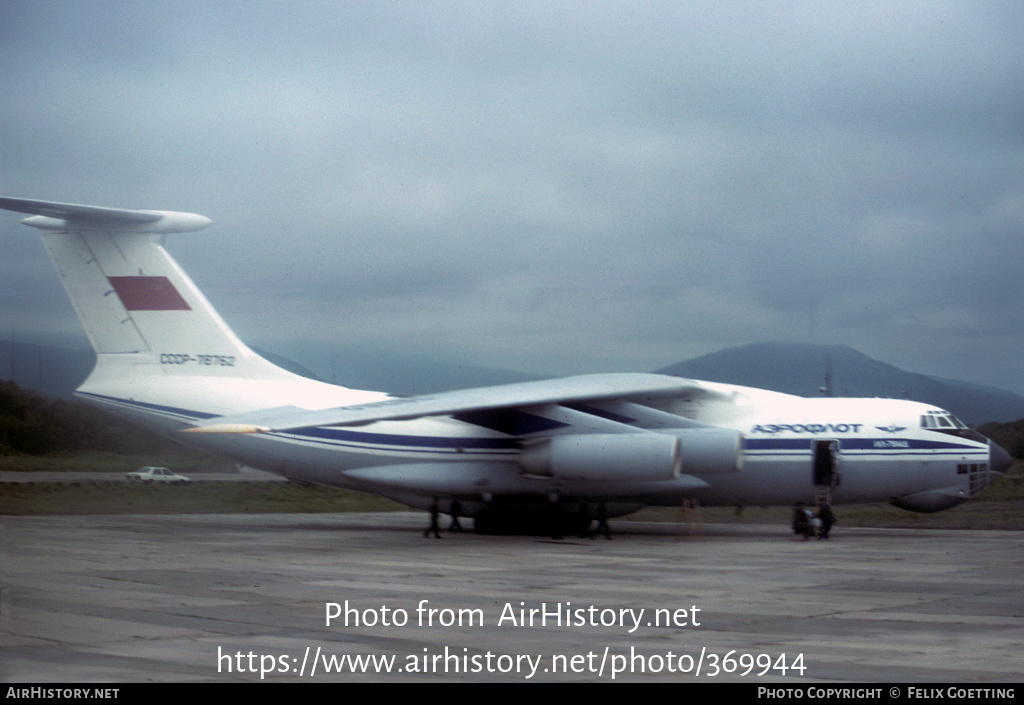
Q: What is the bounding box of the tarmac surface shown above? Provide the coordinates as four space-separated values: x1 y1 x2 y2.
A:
1 512 1022 683
0 467 284 483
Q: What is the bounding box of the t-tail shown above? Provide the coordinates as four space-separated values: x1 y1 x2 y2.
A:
0 197 377 433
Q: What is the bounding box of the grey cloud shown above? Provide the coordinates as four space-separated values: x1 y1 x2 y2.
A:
2 1 1024 393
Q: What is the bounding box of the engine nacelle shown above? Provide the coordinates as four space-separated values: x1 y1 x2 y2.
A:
520 433 681 481
519 429 744 482
673 427 743 474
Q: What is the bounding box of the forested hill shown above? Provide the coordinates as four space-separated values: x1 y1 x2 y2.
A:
0 380 179 456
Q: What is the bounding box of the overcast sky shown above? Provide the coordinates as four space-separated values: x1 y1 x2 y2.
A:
3 1 1024 393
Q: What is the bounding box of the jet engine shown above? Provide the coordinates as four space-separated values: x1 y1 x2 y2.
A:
519 428 741 481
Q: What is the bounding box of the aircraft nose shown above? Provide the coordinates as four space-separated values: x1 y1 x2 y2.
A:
989 439 1013 475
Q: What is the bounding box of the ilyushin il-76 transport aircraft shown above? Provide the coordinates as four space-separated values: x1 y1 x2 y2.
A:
1 197 1012 532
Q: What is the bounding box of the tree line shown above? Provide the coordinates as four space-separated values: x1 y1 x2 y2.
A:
977 420 1024 460
0 380 182 456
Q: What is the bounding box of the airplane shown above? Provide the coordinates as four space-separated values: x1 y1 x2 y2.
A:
1 196 1012 532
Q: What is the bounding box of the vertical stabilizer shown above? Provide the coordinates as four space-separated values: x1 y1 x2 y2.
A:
2 198 295 384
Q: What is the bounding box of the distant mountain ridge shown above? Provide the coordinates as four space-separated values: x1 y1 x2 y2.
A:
0 341 539 400
657 342 1024 425
4 340 1022 425
1 341 95 400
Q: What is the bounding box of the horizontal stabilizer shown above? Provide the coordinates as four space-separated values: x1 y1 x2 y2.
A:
0 197 211 233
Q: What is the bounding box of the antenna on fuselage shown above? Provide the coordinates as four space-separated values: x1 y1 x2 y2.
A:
818 352 833 397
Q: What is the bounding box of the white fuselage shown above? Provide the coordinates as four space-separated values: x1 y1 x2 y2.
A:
2 196 1007 521
76 365 998 516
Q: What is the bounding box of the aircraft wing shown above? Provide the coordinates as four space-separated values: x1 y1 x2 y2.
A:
188 373 729 434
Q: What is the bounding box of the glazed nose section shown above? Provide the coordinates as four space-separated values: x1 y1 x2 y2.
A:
989 439 1013 475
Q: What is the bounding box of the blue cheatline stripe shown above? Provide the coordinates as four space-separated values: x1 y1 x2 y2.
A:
744 438 983 453
77 392 218 422
77 392 522 453
289 425 521 451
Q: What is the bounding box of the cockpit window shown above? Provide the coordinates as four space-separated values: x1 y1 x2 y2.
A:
921 411 969 435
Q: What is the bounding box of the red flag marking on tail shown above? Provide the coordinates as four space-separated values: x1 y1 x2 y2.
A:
108 276 191 311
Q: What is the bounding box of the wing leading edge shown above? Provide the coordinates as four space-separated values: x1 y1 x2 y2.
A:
0 197 211 233
187 373 731 434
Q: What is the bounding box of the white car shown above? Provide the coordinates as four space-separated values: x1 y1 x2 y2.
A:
125 466 191 483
